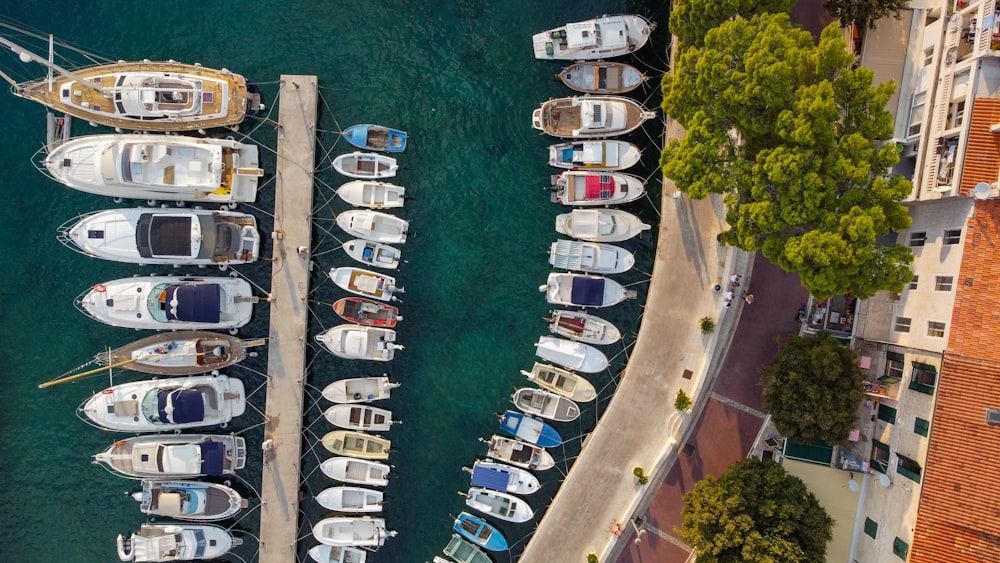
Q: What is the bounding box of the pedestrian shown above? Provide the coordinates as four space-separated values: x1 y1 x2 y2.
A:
296 245 309 257
730 274 741 287
743 292 754 304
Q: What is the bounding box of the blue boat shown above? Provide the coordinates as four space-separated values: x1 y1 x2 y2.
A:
343 124 408 152
499 410 562 448
453 511 509 552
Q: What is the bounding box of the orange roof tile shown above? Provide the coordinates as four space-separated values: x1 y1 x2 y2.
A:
958 99 1000 197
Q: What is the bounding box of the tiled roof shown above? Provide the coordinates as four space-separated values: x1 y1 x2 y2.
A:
958 98 1000 197
948 199 1000 361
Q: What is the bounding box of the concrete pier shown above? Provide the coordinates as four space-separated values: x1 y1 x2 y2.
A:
258 75 317 563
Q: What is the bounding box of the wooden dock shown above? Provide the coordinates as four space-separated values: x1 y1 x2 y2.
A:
258 75 317 563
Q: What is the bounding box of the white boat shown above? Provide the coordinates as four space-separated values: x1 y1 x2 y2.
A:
464 487 534 523
535 335 609 373
556 61 648 94
80 373 246 432
92 331 260 376
332 152 398 179
342 239 401 270
76 275 256 330
532 96 655 138
322 431 392 460
315 325 402 362
308 545 368 563
317 486 384 513
131 479 245 521
325 404 395 432
548 140 641 170
336 180 405 209
320 457 391 487
93 434 247 479
336 209 408 244
44 134 262 203
533 15 655 60
312 517 396 547
443 534 492 563
482 434 555 471
117 523 237 562
556 208 651 242
322 377 400 404
512 387 581 422
548 239 634 274
329 267 403 302
541 272 636 308
464 459 541 495
546 309 622 345
521 362 598 403
59 208 260 265
549 170 645 206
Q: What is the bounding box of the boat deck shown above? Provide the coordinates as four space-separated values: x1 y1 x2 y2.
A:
541 98 645 137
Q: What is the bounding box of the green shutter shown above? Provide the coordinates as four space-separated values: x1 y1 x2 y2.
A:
893 537 910 559
914 417 930 437
887 351 905 362
864 517 878 539
909 381 936 395
911 361 937 374
878 404 897 424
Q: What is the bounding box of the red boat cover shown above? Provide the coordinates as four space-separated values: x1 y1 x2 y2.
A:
585 175 613 200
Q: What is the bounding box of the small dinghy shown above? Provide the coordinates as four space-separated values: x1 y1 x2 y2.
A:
482 434 554 471
94 434 247 479
117 523 238 562
499 410 562 447
316 325 402 362
332 152 398 179
342 239 401 270
320 457 390 487
532 96 655 138
336 180 405 209
535 335 609 373
131 479 245 521
336 209 408 244
545 310 622 345
454 512 509 552
94 331 260 376
312 517 396 548
443 534 492 563
549 170 645 206
549 239 634 274
464 459 541 495
308 545 368 563
464 487 534 523
332 297 400 327
556 208 651 242
541 272 636 308
329 267 403 302
548 140 641 171
521 362 598 403
322 430 391 460
322 376 400 404
512 387 581 422
557 61 648 94
342 124 408 153
317 486 384 513
325 404 395 432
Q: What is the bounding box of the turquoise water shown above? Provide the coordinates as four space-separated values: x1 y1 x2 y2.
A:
0 2 668 561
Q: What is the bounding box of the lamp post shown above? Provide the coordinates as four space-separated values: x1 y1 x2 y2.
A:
631 517 647 545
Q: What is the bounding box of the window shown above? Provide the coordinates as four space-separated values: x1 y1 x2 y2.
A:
885 351 905 380
908 275 919 290
934 276 953 291
954 100 966 127
871 440 891 473
914 417 930 437
865 517 879 539
878 404 898 424
908 92 927 136
894 317 912 333
928 321 946 338
987 408 1000 425
944 229 962 244
910 362 938 395
897 454 922 483
894 537 910 559
923 48 934 66
909 232 927 247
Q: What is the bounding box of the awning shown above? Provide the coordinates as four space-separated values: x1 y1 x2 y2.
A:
912 361 937 374
471 465 510 492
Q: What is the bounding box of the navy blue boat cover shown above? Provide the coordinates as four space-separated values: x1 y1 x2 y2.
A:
570 277 605 306
199 441 226 475
471 465 511 492
166 284 221 323
159 388 206 424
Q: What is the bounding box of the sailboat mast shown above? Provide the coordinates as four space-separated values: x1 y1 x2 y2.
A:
0 34 104 95
47 34 53 92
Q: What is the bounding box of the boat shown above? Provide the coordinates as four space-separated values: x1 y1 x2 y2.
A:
308 545 368 563
453 512 509 552
556 208 651 242
499 410 563 447
548 139 642 171
76 275 256 330
312 517 396 547
80 373 246 432
322 376 400 404
325 404 395 432
463 459 541 495
58 208 260 265
336 180 405 209
342 239 401 270
329 266 403 302
545 309 622 345
531 96 655 138
43 134 262 203
532 15 655 60
321 430 391 460
93 434 247 479
548 239 634 274
521 362 598 403
549 170 645 206
315 325 402 362
482 434 555 471
557 61 648 94
116 523 238 562
336 209 408 244
540 272 636 308
131 479 245 521
535 335 609 373
94 331 261 376
465 487 534 523
316 486 384 513
320 457 390 487
442 534 493 563
342 124 408 153
512 387 581 422
333 297 400 327
332 152 398 179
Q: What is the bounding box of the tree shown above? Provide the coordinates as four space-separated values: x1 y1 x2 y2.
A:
661 14 913 299
762 332 865 444
680 458 833 562
825 0 910 30
669 0 796 48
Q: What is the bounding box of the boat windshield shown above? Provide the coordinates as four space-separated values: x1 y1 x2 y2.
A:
145 283 171 322
140 388 165 424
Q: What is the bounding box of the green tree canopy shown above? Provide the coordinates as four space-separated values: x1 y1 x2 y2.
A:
681 458 834 562
661 14 913 299
762 332 865 444
825 0 910 30
669 0 795 48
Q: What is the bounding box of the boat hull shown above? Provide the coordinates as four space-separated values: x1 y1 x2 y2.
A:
315 325 401 361
342 239 401 269
550 170 646 206
485 435 555 471
532 96 654 138
336 180 405 208
93 434 247 479
454 512 509 552
465 487 534 523
500 411 563 447
532 15 654 60
547 310 622 345
117 523 234 562
343 124 408 153
320 457 391 487
98 331 253 376
332 297 400 327
521 362 598 403
322 377 399 404
325 404 394 432
512 387 581 422
557 61 647 94
332 152 398 179
541 272 635 309
548 239 634 274
535 335 609 373
444 534 493 563
329 267 402 302
321 431 391 460
336 210 408 244
133 479 244 521
308 545 368 563
312 517 394 548
317 486 384 513
467 460 541 495
555 208 651 242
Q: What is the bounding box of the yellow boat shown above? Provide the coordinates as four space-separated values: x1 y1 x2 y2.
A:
322 431 391 460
